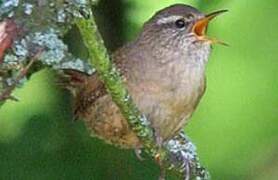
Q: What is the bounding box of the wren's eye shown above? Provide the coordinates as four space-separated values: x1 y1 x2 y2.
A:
175 19 187 29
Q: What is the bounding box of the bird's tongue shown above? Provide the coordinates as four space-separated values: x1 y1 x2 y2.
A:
192 9 228 46
192 17 209 37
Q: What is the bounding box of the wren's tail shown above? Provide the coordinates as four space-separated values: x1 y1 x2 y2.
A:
57 69 90 96
57 69 90 120
57 69 106 120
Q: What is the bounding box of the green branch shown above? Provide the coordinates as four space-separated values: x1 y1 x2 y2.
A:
75 16 161 157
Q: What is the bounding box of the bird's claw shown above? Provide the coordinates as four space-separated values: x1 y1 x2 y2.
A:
134 148 144 161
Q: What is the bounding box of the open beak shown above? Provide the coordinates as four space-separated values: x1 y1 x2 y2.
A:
192 9 228 45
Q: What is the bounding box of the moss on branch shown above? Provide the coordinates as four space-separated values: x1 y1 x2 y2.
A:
75 16 159 156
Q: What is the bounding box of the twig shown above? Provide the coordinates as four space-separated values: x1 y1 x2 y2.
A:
0 50 42 102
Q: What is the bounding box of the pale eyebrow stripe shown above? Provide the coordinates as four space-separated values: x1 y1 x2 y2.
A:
156 15 184 25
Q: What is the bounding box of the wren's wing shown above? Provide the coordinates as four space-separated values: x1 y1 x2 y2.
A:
58 47 142 148
58 44 130 120
58 69 107 120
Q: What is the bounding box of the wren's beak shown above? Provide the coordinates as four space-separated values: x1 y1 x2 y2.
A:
192 9 228 45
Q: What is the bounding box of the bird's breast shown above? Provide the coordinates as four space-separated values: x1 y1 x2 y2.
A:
127 58 206 140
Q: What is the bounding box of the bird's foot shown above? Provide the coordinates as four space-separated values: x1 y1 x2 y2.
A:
155 153 166 180
134 148 144 161
154 130 167 180
155 134 164 148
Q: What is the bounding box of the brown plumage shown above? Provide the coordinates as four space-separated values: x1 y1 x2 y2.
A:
62 4 225 149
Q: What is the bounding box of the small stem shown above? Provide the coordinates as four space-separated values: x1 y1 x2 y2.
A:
0 50 42 102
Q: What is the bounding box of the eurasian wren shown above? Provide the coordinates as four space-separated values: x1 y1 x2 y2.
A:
64 4 226 149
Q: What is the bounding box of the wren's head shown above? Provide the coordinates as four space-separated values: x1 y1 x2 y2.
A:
136 4 227 64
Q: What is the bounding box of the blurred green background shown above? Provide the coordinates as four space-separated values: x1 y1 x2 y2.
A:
0 0 277 179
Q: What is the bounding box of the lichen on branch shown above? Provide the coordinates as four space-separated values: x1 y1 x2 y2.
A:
0 0 95 103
